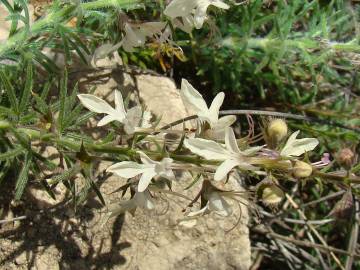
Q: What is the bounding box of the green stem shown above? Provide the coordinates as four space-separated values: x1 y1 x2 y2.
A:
3 123 360 184
314 171 360 185
223 37 360 53
0 0 142 58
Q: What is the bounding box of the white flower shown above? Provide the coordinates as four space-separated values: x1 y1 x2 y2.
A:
164 0 229 30
179 190 232 227
184 127 262 181
172 16 195 34
77 90 151 134
108 190 155 217
205 191 232 216
123 106 152 134
92 42 123 65
122 22 167 52
280 130 319 158
180 79 236 135
107 151 175 192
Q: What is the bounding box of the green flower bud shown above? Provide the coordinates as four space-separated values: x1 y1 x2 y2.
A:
293 160 312 178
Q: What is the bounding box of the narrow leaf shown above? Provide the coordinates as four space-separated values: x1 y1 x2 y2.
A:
0 146 24 161
19 61 33 113
15 151 32 200
0 69 18 114
58 69 68 133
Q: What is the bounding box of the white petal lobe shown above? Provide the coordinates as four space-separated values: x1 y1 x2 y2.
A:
78 94 115 114
180 79 208 114
107 162 146 178
225 127 240 153
214 159 239 181
281 131 319 157
137 169 157 192
184 138 229 160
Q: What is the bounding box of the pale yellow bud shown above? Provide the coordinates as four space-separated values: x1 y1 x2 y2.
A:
268 119 288 143
256 176 284 207
261 185 284 207
293 160 313 178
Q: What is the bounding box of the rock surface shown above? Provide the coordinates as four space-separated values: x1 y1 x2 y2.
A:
0 6 251 270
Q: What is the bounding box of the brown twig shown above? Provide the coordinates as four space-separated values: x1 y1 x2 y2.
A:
220 110 360 133
285 194 345 270
253 226 360 259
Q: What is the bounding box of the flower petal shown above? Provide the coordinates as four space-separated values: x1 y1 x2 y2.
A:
164 0 196 18
180 79 208 116
184 138 229 160
114 90 126 120
178 218 198 228
211 0 230 9
212 115 236 130
138 151 158 166
141 111 153 128
242 146 263 156
281 130 319 157
225 127 240 153
193 2 209 29
139 22 167 36
138 169 157 192
208 92 225 124
122 23 146 52
214 159 239 181
208 192 232 216
78 94 115 114
172 16 194 33
97 115 117 126
161 168 176 181
123 106 142 134
107 161 146 178
133 191 155 210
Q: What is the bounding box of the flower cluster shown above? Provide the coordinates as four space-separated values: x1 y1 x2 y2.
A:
164 0 229 32
92 0 230 57
78 79 320 225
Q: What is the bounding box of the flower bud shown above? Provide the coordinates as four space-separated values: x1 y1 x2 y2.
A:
267 119 288 144
261 185 284 207
256 176 284 207
337 148 355 170
293 160 312 178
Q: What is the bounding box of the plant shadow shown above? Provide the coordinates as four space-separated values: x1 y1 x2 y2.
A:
0 170 130 269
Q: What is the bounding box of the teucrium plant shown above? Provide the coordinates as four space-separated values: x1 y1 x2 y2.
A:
0 2 359 267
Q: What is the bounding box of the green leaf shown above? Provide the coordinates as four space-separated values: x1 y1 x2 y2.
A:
19 61 33 114
89 179 106 205
49 165 81 185
80 163 106 206
0 69 18 114
15 151 32 200
9 126 31 149
40 179 56 200
58 69 68 133
40 77 55 100
58 26 72 64
32 152 57 170
184 174 201 190
0 146 24 161
0 159 12 185
0 105 15 116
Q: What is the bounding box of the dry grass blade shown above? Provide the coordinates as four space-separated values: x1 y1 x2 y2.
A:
345 200 359 270
285 194 345 270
